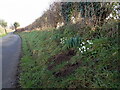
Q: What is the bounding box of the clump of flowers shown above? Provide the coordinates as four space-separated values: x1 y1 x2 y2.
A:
78 40 93 54
60 37 67 44
60 37 93 54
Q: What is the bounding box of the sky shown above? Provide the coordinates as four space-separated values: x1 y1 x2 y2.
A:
0 0 55 28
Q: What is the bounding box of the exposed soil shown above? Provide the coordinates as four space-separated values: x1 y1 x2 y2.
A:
47 49 76 70
53 61 81 77
47 49 82 77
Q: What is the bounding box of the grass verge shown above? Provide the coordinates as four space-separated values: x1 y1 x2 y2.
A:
18 20 119 88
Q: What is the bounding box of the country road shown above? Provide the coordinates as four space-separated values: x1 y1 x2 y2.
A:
0 32 21 88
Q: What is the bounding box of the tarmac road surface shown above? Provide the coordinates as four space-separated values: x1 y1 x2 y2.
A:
0 32 21 88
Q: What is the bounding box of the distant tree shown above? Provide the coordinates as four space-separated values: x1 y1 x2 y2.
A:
14 22 20 31
0 19 7 34
9 24 15 30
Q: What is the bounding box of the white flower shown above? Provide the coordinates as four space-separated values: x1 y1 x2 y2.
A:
82 46 86 49
87 40 93 44
82 42 85 44
60 40 65 44
80 44 82 46
87 48 89 50
87 40 90 43
89 42 93 44
81 51 83 53
79 48 81 51
84 49 86 52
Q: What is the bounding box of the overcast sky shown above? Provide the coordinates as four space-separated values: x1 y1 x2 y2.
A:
0 0 55 27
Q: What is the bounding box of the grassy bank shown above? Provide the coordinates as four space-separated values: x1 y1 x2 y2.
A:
0 34 6 37
18 20 119 88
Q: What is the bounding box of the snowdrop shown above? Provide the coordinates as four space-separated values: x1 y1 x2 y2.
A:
79 46 87 54
87 48 90 50
87 40 93 45
81 51 83 53
79 48 81 51
82 46 86 49
60 37 68 44
60 39 64 44
84 49 86 52
82 42 85 44
87 40 90 43
89 41 93 44
80 44 82 46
